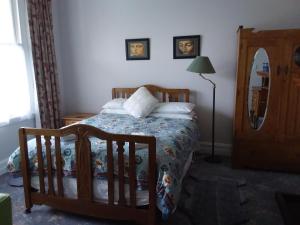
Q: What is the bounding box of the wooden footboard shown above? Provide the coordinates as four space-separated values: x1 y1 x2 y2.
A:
19 124 156 225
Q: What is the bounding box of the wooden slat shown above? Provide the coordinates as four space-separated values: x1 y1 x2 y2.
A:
45 136 54 195
185 93 189 102
147 139 156 225
162 92 166 102
117 141 126 206
75 134 93 201
19 128 32 211
129 142 136 208
107 139 114 205
168 93 173 102
112 89 116 99
36 135 45 194
55 137 64 197
174 94 179 102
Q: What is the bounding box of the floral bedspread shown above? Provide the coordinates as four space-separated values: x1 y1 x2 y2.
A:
7 113 200 218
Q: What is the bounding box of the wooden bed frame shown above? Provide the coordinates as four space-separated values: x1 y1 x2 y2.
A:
19 85 190 225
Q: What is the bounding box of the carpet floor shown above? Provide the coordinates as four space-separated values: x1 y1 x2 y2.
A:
1 154 300 225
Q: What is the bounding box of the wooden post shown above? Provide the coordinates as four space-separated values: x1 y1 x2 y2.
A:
36 135 45 194
55 137 64 197
75 129 93 201
107 139 114 205
19 128 32 213
148 138 156 225
117 141 126 206
45 136 54 195
129 142 136 208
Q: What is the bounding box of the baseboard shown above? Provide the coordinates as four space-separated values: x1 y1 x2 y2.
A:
196 142 232 156
0 158 7 175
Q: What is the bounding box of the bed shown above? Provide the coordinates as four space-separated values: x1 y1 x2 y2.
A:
7 85 200 225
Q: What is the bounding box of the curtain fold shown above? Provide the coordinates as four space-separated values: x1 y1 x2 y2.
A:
27 0 62 128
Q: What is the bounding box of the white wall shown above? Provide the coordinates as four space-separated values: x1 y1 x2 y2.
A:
52 0 300 146
0 119 35 174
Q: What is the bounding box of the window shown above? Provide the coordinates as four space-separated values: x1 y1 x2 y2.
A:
0 0 35 126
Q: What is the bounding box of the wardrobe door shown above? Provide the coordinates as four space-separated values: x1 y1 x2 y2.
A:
233 30 287 170
280 38 300 171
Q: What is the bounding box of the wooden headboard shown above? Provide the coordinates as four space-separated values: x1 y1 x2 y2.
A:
112 84 190 102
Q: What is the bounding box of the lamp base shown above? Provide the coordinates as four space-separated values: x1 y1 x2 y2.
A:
204 155 222 163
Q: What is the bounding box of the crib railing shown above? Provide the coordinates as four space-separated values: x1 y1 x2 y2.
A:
19 124 156 225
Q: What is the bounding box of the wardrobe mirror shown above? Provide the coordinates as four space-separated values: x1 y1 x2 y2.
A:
248 48 270 129
295 46 300 66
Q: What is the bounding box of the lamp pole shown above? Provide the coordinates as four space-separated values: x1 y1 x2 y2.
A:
187 56 220 163
199 74 220 163
212 82 216 160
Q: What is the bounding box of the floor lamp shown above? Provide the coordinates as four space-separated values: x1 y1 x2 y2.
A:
187 56 221 163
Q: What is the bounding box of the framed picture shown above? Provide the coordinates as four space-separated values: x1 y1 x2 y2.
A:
173 35 200 59
125 38 150 60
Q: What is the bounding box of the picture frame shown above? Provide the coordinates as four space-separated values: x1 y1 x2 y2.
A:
173 35 200 59
125 38 150 60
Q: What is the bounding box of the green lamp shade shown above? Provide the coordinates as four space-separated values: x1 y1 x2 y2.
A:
187 56 216 74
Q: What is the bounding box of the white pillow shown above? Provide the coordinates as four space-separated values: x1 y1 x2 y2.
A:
123 87 159 118
150 112 196 120
100 109 128 114
153 102 195 114
102 98 125 109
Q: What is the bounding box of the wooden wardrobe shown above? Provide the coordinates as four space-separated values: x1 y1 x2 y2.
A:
232 27 300 172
